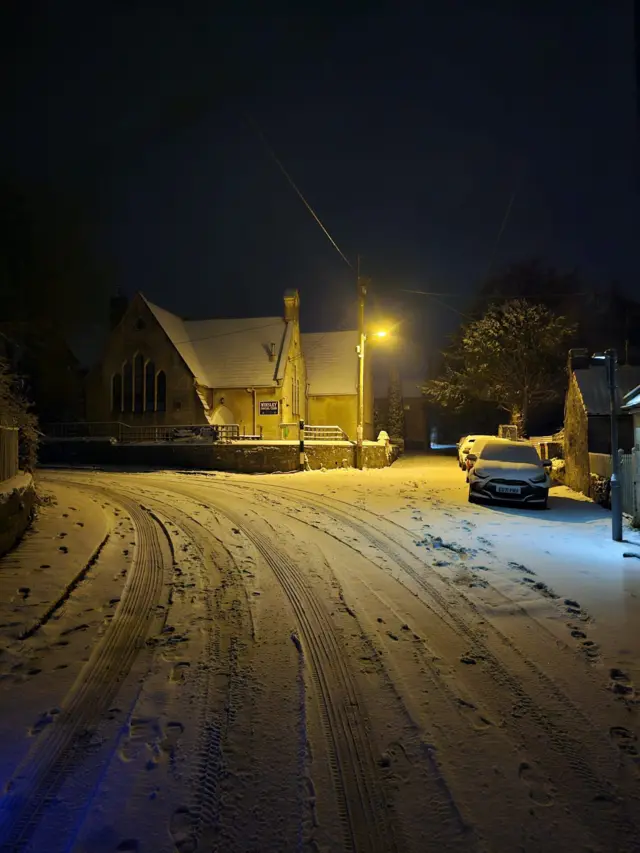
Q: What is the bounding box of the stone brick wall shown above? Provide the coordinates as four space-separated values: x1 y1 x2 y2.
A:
39 440 395 474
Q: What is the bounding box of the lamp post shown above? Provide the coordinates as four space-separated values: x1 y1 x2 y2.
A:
355 271 388 470
356 273 367 469
591 349 623 541
606 349 623 542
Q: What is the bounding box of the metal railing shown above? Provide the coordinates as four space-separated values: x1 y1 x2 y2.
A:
0 426 19 481
43 421 263 443
620 450 639 521
304 425 350 442
45 421 130 440
589 450 639 520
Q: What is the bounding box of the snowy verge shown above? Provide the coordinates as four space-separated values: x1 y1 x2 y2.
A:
0 473 36 557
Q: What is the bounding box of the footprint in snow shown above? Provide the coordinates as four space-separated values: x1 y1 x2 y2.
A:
170 806 197 853
456 697 493 730
518 761 554 806
610 726 639 757
29 708 60 736
509 561 536 576
609 668 635 697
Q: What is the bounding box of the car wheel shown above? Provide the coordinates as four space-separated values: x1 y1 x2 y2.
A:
468 489 477 504
540 491 549 510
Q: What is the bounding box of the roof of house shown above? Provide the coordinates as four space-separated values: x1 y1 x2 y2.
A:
622 384 640 412
574 365 640 415
143 296 291 388
303 331 358 396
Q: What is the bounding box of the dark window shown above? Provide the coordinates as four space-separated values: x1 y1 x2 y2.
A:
111 373 122 413
145 361 155 411
123 361 133 412
156 370 166 412
134 353 144 413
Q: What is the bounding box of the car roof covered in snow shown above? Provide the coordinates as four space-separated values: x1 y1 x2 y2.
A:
302 331 358 396
478 441 542 464
143 296 291 389
574 366 640 416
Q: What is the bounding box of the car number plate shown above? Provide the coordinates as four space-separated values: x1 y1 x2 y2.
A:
496 484 521 495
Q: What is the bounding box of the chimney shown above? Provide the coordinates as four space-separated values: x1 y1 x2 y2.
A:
568 347 590 372
110 288 129 330
283 289 300 323
268 342 276 362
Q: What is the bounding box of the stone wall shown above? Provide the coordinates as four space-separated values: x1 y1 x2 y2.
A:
0 473 36 557
39 439 395 474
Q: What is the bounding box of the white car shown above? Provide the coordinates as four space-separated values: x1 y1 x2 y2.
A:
458 435 496 470
467 440 552 508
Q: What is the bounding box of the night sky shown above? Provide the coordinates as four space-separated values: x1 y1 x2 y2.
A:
2 3 637 370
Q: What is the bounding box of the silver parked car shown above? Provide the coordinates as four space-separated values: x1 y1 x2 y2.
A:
467 440 552 508
457 434 495 470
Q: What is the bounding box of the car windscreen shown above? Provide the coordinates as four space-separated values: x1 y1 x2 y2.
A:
478 442 541 464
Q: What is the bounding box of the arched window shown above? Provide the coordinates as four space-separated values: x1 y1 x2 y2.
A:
134 353 144 413
156 370 166 412
122 361 133 412
111 373 122 413
145 361 156 411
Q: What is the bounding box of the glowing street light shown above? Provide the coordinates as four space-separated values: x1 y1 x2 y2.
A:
374 330 388 338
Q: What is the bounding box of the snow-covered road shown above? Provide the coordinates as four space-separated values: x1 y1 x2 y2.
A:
1 457 639 853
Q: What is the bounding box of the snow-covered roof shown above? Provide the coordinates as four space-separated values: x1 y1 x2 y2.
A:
143 296 290 389
573 366 640 416
303 331 358 396
622 384 640 412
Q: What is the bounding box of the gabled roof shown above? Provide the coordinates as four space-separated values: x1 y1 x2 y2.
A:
303 331 358 396
573 365 640 415
143 295 290 388
622 384 640 412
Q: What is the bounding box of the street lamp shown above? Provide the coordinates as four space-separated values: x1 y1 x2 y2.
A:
591 349 622 542
356 316 390 468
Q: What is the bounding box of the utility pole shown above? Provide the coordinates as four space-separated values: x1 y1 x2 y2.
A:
606 348 623 541
356 257 367 469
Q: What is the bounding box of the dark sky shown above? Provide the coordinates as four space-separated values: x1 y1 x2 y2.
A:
2 2 637 369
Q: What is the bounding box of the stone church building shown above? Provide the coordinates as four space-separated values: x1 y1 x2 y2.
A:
85 290 373 441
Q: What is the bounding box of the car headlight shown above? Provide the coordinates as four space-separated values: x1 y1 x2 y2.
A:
530 473 547 483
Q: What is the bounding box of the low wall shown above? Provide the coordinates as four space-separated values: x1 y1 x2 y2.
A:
39 439 395 474
0 473 36 557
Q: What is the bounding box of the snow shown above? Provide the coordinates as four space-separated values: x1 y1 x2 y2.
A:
1 454 640 851
0 472 32 502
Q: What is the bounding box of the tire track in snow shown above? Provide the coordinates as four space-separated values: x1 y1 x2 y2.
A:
0 488 167 852
122 476 476 851
217 479 640 848
203 495 401 853
97 482 249 852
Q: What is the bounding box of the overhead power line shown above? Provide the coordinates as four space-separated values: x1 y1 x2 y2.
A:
244 113 354 270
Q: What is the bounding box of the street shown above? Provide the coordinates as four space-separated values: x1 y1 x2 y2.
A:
1 455 640 853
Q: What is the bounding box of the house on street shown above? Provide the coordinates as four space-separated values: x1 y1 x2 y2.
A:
85 290 306 439
302 331 373 440
563 349 640 495
622 384 640 448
